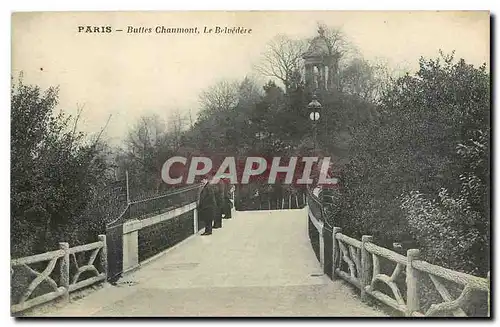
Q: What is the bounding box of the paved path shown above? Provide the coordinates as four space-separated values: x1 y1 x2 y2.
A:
41 208 385 317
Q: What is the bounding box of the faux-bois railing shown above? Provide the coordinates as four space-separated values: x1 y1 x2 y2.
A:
10 235 107 314
306 188 490 317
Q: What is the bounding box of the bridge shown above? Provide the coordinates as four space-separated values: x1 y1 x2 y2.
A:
11 185 490 317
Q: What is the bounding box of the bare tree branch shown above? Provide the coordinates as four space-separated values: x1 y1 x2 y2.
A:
198 80 240 117
93 114 112 146
253 35 307 89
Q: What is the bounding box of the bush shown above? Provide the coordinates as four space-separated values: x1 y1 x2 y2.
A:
335 52 490 273
401 189 487 275
11 76 112 257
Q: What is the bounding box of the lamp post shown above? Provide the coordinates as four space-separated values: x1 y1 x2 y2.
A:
308 94 322 153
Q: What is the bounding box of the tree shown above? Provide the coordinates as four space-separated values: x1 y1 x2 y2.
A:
167 109 189 150
338 52 490 275
253 35 307 91
121 114 182 197
339 58 385 101
198 80 240 118
11 76 111 256
238 76 263 108
187 78 266 157
315 23 351 59
125 115 168 167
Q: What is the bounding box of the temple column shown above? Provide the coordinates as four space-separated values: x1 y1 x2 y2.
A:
319 66 326 90
305 64 314 87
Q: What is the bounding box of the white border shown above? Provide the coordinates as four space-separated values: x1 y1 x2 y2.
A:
3 1 497 326
4 0 497 11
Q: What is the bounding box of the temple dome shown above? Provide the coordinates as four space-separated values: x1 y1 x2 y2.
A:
303 27 331 58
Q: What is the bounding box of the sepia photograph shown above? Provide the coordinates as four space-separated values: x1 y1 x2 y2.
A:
10 10 490 317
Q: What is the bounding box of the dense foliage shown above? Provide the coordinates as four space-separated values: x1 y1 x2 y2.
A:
337 53 489 275
11 77 113 257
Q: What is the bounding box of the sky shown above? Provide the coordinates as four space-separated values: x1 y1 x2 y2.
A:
11 11 490 145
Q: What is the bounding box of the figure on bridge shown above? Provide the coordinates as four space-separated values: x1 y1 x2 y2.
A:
219 177 233 220
198 177 217 236
212 179 224 229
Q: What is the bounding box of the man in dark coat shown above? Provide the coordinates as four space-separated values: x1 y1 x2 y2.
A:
212 180 224 229
221 181 232 219
198 178 217 235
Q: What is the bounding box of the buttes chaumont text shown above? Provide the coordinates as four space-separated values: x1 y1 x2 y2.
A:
126 26 252 34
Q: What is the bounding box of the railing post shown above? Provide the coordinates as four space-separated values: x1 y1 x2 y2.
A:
122 220 140 273
322 226 333 278
406 249 420 316
487 271 490 317
332 227 341 280
360 235 373 302
59 242 70 302
319 225 325 271
193 207 198 233
98 235 108 280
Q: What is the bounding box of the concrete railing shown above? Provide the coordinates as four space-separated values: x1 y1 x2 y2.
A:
105 184 204 280
121 201 199 273
121 184 237 273
306 201 490 317
10 235 107 314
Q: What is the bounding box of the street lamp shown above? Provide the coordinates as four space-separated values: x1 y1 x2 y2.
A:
307 94 322 152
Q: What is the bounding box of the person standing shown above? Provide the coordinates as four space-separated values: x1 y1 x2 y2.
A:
198 178 216 236
221 180 232 219
212 179 224 229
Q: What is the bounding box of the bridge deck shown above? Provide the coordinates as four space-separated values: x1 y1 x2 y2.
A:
41 208 385 317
